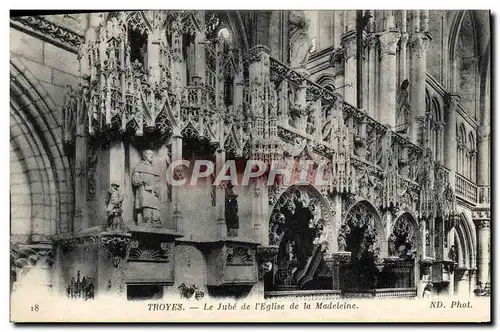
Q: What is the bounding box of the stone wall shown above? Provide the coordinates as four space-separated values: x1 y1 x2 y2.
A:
10 28 80 109
10 27 77 237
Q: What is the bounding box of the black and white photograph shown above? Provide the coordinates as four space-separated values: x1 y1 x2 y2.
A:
8 9 491 322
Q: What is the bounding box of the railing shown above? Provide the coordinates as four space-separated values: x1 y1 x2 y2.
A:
455 173 478 204
264 289 342 300
341 288 417 299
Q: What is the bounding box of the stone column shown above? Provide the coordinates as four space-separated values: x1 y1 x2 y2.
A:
341 29 357 104
367 35 377 119
215 149 227 238
474 218 490 289
333 11 342 48
445 94 461 186
409 31 429 145
171 134 184 233
247 46 271 241
477 123 490 187
378 30 400 127
330 49 345 101
399 33 409 83
193 11 206 83
455 268 470 297
252 177 269 243
74 13 103 233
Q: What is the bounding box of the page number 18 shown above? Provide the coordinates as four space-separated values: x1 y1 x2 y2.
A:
31 304 39 312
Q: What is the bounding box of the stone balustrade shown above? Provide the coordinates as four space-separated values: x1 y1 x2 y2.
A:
455 173 478 204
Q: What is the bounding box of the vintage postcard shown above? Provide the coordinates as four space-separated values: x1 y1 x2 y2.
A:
9 9 491 322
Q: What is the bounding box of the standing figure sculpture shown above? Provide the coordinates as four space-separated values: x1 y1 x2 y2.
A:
225 183 239 237
396 79 410 135
288 11 314 71
337 224 350 252
388 233 397 257
132 149 161 227
105 183 126 232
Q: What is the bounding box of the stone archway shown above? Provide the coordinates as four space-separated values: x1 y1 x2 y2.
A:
452 213 476 296
341 200 386 259
339 200 386 291
267 185 335 291
10 58 73 238
389 212 421 261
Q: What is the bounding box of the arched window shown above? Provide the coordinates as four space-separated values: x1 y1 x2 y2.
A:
457 124 467 175
468 132 477 181
316 74 337 139
430 98 444 162
454 11 479 120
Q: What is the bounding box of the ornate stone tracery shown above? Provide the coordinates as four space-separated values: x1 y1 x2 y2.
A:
268 185 335 290
389 213 419 260
342 201 386 259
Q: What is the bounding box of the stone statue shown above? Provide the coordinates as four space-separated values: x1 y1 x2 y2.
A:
225 183 239 237
105 183 126 232
396 79 410 135
288 11 313 70
132 149 161 227
443 183 456 217
337 224 350 252
422 282 433 298
449 245 458 263
388 233 397 257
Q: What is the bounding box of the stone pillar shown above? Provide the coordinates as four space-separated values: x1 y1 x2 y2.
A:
332 252 351 290
477 125 490 187
341 29 357 104
333 11 342 48
193 11 206 83
455 268 470 297
445 94 461 185
278 80 289 125
247 46 271 241
314 99 322 139
410 10 420 33
147 28 161 85
171 134 184 233
474 218 490 289
255 245 279 297
378 30 400 127
409 32 429 145
330 49 345 101
399 33 409 83
251 177 269 243
367 35 377 119
215 149 227 238
74 13 103 233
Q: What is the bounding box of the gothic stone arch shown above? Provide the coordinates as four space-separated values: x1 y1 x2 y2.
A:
268 185 336 290
341 200 387 259
389 212 421 260
454 212 476 269
10 58 73 239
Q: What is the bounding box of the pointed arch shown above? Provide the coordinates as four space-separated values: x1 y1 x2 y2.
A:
268 184 336 291
468 131 477 181
449 10 481 118
457 123 467 175
10 58 74 238
454 212 476 269
431 97 444 162
344 200 387 259
390 212 422 258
